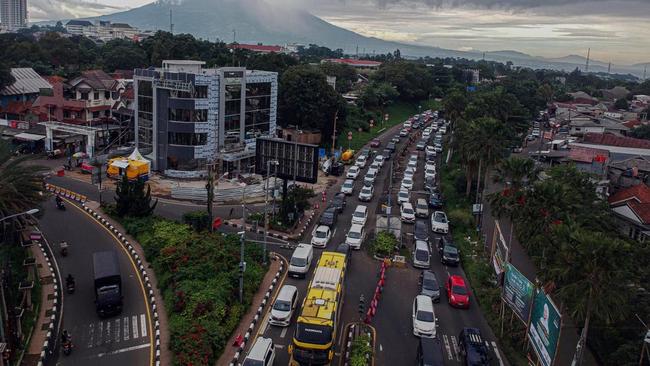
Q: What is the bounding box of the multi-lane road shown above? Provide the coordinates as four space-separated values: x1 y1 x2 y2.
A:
38 197 153 365
253 116 508 365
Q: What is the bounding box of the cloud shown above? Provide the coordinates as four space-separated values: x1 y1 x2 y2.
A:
28 0 127 21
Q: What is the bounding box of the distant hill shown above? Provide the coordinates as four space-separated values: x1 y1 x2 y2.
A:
58 0 646 78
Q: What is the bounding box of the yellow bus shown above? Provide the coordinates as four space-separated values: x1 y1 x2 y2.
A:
289 251 347 365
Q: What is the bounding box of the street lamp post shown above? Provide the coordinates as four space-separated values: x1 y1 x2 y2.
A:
0 209 39 223
263 160 278 265
239 182 247 304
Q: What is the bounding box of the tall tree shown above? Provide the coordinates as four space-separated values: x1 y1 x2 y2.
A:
442 89 467 122
319 62 358 93
114 175 158 217
0 62 15 91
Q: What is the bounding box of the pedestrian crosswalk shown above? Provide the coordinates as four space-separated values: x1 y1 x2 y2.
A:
83 313 148 349
440 334 503 365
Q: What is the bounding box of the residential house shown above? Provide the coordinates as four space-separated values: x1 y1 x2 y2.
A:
0 68 52 109
569 132 650 161
321 58 382 71
608 184 650 242
608 156 650 189
30 76 88 124
67 70 126 122
569 117 629 136
600 86 629 101
229 43 285 54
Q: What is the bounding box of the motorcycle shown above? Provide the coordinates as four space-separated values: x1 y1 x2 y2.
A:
60 241 69 257
62 340 73 355
56 200 66 211
66 281 75 294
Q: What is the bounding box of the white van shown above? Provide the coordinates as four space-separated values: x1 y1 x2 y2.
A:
351 205 368 226
288 243 314 278
345 224 366 250
243 337 275 366
269 285 298 327
413 240 431 269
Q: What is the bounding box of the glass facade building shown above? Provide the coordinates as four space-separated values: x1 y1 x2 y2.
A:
133 61 277 178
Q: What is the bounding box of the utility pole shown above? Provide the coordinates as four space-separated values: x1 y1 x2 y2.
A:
263 160 277 265
169 9 173 34
331 110 338 155
585 48 591 72
206 163 215 232
239 183 247 303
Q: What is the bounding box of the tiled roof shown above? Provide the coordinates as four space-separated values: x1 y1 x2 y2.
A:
628 202 650 224
230 43 283 53
0 68 52 96
609 184 650 205
66 20 93 27
323 58 382 67
583 133 650 149
68 70 116 91
568 145 609 163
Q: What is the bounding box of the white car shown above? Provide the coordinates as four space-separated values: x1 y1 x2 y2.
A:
425 167 436 180
370 161 381 172
409 154 419 163
397 190 410 206
346 166 360 180
269 285 298 327
345 224 365 250
439 125 447 134
401 202 416 223
352 205 368 226
425 161 436 172
401 177 414 190
364 169 378 186
404 167 415 180
431 211 449 234
355 155 367 168
341 179 354 195
374 155 385 168
434 144 443 153
404 121 412 129
412 295 436 338
422 131 431 139
358 184 374 202
407 160 418 172
425 145 436 157
311 225 332 248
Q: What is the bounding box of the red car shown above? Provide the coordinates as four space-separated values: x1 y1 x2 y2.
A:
370 138 381 148
446 275 470 309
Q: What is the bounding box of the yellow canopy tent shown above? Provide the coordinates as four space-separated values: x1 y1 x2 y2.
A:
107 148 151 181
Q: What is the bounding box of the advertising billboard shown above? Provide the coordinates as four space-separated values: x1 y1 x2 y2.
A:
528 290 562 366
491 220 509 275
502 263 534 322
255 137 319 184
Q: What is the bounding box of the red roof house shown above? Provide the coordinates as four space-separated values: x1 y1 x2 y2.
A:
609 184 650 240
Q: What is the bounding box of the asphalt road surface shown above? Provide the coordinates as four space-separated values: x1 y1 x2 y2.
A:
38 197 153 366
254 117 508 366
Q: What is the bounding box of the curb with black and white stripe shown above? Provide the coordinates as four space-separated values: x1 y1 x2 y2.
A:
35 230 63 366
78 203 162 366
229 255 286 366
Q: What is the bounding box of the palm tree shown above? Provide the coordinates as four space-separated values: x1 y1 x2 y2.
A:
545 223 632 365
465 117 509 200
0 140 46 226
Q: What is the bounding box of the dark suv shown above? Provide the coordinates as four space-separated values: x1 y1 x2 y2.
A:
331 193 347 213
437 237 460 266
458 327 491 366
319 206 338 227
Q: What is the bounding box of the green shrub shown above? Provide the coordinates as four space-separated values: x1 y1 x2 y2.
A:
448 208 474 230
349 334 372 366
182 210 211 232
372 231 397 257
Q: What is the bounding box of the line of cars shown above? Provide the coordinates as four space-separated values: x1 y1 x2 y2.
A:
393 114 492 366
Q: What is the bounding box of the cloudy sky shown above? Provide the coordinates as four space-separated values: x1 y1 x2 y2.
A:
30 0 650 65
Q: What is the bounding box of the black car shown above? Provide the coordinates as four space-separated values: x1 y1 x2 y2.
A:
416 337 444 366
319 207 338 227
458 328 491 366
415 220 429 243
386 142 397 152
382 148 392 160
419 270 441 302
437 237 460 266
331 192 347 213
425 177 436 193
429 192 444 209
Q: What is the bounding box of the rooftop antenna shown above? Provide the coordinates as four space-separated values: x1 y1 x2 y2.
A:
644 64 647 80
607 61 611 74
169 9 173 34
232 29 236 43
482 52 485 61
585 48 591 72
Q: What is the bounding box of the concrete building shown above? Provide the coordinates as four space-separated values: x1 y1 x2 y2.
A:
65 20 142 42
321 58 382 70
0 0 27 30
134 60 278 177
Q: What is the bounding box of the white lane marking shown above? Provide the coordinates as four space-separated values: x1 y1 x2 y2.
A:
97 321 104 346
114 319 121 343
451 335 461 361
492 341 505 366
140 314 147 338
123 317 130 341
280 327 288 338
96 343 151 358
88 322 95 348
275 344 285 349
105 320 111 344
442 334 453 360
132 315 139 339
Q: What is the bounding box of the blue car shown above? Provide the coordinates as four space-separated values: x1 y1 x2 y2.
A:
429 193 444 209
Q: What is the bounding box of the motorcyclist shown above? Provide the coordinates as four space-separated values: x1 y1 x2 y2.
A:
55 195 63 205
61 329 70 344
66 274 75 287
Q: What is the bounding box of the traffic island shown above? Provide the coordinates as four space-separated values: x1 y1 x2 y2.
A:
340 322 376 366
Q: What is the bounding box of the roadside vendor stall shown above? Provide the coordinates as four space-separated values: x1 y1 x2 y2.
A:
106 148 151 181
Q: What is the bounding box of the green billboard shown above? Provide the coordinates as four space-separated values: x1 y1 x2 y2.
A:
528 289 561 366
502 263 534 322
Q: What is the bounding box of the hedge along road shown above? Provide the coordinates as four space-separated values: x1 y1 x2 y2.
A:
38 196 153 366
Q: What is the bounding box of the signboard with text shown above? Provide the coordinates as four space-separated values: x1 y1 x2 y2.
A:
502 263 534 322
528 290 562 366
491 220 509 275
255 138 319 184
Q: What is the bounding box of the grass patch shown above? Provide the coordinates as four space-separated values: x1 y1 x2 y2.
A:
439 147 529 366
342 99 441 152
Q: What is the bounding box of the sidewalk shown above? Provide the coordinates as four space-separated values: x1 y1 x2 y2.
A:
216 256 284 366
23 241 56 365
